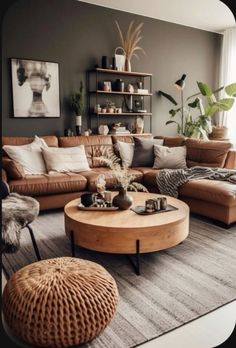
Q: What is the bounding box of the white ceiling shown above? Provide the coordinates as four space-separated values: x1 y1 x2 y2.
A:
80 0 235 33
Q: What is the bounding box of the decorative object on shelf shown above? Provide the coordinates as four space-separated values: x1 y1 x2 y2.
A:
101 56 108 69
115 20 146 72
94 104 102 113
114 78 125 92
83 128 92 136
135 116 144 133
115 107 122 113
64 128 74 136
70 80 84 136
158 79 236 139
134 99 142 111
11 58 60 118
112 56 116 70
114 47 125 71
103 81 112 92
98 124 109 135
99 152 148 210
110 122 130 134
75 115 82 136
127 83 134 93
105 100 116 113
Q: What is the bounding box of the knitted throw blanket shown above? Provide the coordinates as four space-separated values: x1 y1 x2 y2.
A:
156 166 236 198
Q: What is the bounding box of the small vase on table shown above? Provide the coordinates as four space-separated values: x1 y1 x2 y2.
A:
112 186 133 210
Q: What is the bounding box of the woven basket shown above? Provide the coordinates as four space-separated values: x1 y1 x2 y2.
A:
3 257 119 348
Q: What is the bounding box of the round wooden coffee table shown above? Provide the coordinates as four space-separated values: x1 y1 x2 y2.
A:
64 192 189 274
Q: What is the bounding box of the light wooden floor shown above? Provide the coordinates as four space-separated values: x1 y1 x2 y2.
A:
2 272 235 348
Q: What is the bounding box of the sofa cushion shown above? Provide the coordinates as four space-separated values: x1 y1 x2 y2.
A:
186 139 231 168
58 135 115 168
81 167 143 192
8 173 87 196
42 146 90 173
132 137 164 167
153 145 187 169
115 141 134 167
2 157 25 179
3 142 48 175
179 179 236 207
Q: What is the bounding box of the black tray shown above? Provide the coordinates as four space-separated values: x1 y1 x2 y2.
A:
131 204 178 215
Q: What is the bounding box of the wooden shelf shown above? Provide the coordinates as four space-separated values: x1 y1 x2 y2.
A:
94 112 152 116
90 90 152 96
88 68 152 77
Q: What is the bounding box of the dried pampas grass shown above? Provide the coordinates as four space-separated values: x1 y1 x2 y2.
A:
115 20 145 62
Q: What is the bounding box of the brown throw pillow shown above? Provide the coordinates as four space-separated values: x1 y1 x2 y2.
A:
2 157 25 179
131 137 164 167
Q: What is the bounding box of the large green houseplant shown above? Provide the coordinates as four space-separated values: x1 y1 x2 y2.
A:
158 81 236 139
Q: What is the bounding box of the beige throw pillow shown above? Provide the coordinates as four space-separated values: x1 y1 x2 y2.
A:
153 145 187 169
42 146 90 173
116 141 134 167
3 136 48 175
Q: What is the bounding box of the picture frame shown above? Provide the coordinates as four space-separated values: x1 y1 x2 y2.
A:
10 58 60 118
103 81 112 92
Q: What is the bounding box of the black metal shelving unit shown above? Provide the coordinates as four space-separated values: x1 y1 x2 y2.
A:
87 68 153 133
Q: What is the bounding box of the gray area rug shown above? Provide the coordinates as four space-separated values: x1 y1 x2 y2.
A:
2 211 236 348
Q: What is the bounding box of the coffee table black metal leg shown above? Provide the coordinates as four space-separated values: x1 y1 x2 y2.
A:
70 230 75 257
128 240 140 275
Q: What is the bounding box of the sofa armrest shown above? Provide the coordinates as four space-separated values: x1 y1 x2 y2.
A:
224 149 236 169
2 168 8 183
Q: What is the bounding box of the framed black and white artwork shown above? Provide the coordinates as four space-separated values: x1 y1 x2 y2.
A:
11 58 60 118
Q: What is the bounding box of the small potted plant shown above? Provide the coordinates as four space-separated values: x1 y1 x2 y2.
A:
70 81 84 135
106 100 116 113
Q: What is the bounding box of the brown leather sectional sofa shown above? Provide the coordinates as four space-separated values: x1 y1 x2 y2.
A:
2 134 236 226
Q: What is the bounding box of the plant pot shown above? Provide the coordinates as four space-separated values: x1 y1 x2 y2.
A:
107 108 114 113
209 126 228 140
112 187 133 210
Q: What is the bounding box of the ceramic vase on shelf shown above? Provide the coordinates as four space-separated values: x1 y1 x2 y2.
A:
124 57 131 72
75 115 82 135
112 186 133 210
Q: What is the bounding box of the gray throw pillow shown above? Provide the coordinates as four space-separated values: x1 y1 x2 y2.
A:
131 137 164 167
153 144 187 169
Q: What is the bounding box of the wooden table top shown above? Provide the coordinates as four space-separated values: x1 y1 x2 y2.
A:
64 192 189 229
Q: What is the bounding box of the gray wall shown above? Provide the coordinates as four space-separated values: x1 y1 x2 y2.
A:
2 0 221 137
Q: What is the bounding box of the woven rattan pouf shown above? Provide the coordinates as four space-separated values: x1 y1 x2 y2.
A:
3 257 119 348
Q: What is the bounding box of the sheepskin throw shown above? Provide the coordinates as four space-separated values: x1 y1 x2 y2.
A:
2 193 39 253
156 166 236 198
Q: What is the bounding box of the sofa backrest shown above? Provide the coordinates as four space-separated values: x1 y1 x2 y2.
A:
156 136 233 168
185 138 232 168
2 135 58 148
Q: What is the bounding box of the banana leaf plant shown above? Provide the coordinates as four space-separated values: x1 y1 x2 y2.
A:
157 82 236 139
